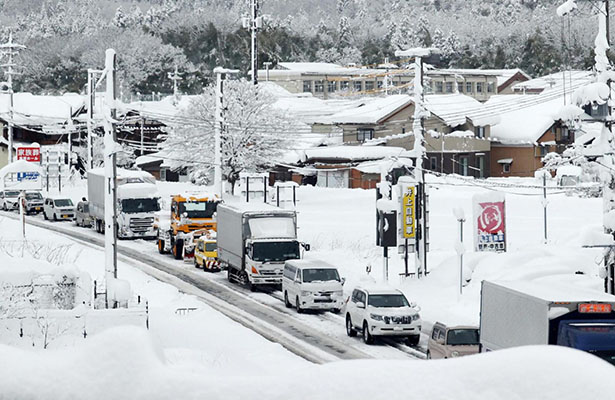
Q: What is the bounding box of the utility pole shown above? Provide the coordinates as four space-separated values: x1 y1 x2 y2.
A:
213 67 238 198
542 172 548 244
86 69 103 170
103 49 118 283
167 65 182 104
0 33 25 164
242 0 263 84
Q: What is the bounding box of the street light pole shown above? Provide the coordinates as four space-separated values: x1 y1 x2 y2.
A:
213 67 239 198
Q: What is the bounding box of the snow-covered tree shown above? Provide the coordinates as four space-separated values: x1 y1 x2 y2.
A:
160 80 295 191
113 6 127 28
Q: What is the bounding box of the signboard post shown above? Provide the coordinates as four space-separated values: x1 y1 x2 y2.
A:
473 193 507 252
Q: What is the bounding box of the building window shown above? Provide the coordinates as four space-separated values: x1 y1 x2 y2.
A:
357 128 374 142
365 81 374 91
314 81 324 93
436 81 443 93
475 126 485 138
327 81 336 93
476 82 484 93
503 163 510 173
340 81 349 90
466 82 473 93
459 156 469 176
561 127 570 140
445 82 454 93
353 81 362 91
303 81 312 93
430 157 438 171
477 155 485 178
377 80 383 89
535 146 548 157
487 82 495 93
458 82 464 93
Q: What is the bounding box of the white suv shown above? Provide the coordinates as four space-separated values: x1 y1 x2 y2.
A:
345 286 421 346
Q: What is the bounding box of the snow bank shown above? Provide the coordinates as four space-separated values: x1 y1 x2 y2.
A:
556 0 577 16
1 327 614 400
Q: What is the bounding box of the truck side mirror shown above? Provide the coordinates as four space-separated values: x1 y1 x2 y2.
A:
341 277 346 286
302 243 310 251
357 302 365 309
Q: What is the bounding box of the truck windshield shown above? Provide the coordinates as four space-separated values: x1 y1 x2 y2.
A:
447 329 480 345
54 199 73 207
252 241 299 262
205 242 217 252
179 201 217 218
121 198 160 213
368 294 409 308
5 191 19 197
26 192 42 200
302 268 340 283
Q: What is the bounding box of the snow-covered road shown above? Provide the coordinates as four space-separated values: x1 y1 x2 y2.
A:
0 210 427 362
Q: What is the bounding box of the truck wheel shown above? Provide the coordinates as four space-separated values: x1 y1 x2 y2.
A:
194 256 200 269
173 239 184 260
426 351 432 359
157 239 166 254
43 211 48 220
284 292 292 308
52 213 57 221
295 296 303 314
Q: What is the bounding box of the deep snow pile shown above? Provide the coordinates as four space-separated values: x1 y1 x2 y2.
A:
0 325 613 400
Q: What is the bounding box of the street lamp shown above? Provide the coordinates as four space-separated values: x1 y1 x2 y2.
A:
453 207 466 297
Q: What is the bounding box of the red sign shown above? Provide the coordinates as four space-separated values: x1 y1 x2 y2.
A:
16 147 41 162
579 303 612 313
476 201 506 252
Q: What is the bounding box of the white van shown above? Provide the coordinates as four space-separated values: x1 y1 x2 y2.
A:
282 259 345 313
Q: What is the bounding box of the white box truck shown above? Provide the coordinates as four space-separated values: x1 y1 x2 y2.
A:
217 202 308 291
480 280 615 365
87 168 160 239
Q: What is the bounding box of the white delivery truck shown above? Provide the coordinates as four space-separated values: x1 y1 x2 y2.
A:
480 280 615 365
87 168 160 239
217 202 309 291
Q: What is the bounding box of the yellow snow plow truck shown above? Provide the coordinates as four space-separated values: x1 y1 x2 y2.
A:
155 192 221 260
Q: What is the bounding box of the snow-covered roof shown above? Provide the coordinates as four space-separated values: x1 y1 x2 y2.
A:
486 90 574 144
497 158 513 164
512 70 594 93
303 145 408 162
444 69 531 87
277 62 346 73
329 95 412 124
0 93 84 126
0 159 42 178
117 182 159 200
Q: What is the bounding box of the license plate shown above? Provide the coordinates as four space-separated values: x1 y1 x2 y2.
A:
393 327 403 331
35 207 41 210
62 215 68 218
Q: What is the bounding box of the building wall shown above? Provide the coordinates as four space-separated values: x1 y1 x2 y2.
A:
490 129 557 177
0 145 10 170
425 151 491 178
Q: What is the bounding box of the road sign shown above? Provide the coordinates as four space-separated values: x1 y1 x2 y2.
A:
17 146 41 162
402 187 416 239
17 172 40 181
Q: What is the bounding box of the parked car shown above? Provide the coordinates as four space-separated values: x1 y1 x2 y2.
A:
43 197 75 221
1 189 21 211
345 286 421 345
427 323 480 359
282 259 345 313
75 201 93 227
24 191 44 214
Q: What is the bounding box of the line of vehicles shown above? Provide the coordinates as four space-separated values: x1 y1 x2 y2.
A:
5 171 615 362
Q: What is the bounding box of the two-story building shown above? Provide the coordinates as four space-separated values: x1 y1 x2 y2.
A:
325 93 496 178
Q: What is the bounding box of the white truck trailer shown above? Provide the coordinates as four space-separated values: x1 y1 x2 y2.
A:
217 202 308 291
480 280 615 365
87 168 160 239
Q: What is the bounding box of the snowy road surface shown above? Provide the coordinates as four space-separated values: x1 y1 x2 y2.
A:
0 211 427 362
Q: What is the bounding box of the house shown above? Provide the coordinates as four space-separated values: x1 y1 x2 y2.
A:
486 92 579 177
0 136 15 170
512 70 594 94
326 93 496 178
296 145 411 189
257 62 508 102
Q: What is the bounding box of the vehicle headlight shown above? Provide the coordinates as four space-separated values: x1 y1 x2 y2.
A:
411 314 420 321
370 314 384 321
301 291 312 296
334 290 343 296
451 351 460 358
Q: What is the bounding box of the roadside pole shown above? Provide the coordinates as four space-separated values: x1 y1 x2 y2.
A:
213 67 238 198
103 49 118 283
0 33 26 165
454 208 465 297
542 172 548 244
19 190 25 238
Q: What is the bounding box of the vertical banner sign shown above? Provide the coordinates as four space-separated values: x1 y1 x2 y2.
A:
473 193 507 252
403 187 416 239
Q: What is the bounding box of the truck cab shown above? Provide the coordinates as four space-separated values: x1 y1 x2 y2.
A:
156 193 221 260
194 229 219 271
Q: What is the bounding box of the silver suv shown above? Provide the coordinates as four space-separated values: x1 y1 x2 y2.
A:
24 191 44 214
345 286 421 346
